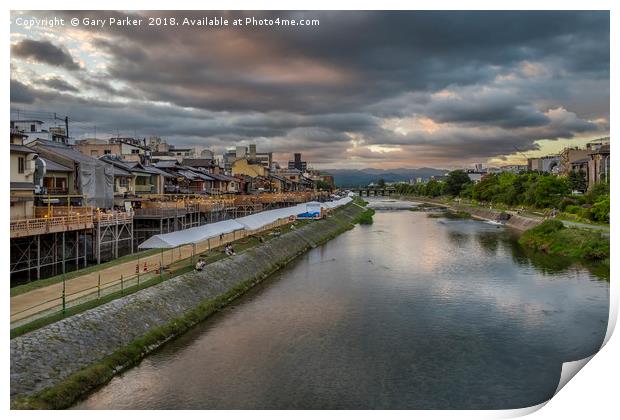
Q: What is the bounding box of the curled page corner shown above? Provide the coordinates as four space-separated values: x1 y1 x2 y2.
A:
498 401 548 418
553 355 595 397
499 355 597 419
602 291 618 348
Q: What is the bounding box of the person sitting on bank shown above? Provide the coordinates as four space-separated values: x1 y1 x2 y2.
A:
195 259 206 271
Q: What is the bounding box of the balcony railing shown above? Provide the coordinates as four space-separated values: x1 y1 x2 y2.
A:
94 211 134 225
135 184 154 193
38 187 69 195
34 206 94 218
10 214 94 238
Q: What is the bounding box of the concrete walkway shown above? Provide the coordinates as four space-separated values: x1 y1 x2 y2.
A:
10 230 243 325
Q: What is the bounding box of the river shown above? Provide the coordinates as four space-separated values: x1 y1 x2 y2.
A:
74 200 609 409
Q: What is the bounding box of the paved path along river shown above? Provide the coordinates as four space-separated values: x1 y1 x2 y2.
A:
74 201 609 409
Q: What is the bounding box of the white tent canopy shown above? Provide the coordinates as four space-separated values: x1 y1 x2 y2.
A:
138 219 245 249
138 198 353 249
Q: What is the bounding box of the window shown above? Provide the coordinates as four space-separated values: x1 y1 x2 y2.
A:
104 149 112 155
30 124 36 132
55 178 66 189
18 157 25 174
131 149 140 154
119 177 128 187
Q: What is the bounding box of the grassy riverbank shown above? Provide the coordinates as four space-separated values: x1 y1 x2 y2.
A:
427 210 471 219
519 220 609 264
352 196 375 224
10 221 313 339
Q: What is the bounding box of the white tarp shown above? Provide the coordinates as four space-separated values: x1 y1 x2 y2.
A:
138 198 353 249
138 219 244 249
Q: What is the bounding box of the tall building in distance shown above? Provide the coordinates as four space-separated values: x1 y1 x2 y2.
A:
288 153 307 172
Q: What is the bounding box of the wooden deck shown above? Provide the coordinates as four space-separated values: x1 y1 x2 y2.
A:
10 214 94 238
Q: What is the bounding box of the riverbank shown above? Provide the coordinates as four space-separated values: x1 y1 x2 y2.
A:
11 203 365 409
397 195 609 273
396 195 542 231
519 220 610 269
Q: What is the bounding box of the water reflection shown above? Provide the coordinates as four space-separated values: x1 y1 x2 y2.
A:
75 203 609 410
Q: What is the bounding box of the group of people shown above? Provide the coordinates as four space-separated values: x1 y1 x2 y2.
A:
194 244 236 272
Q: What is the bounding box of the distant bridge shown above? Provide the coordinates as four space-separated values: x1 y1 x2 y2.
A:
351 186 396 197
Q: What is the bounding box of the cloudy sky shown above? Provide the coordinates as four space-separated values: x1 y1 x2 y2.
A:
10 11 609 169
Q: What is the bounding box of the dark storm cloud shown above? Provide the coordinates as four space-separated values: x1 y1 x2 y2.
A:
9 10 609 167
11 79 37 103
75 11 608 115
37 76 79 92
11 39 80 70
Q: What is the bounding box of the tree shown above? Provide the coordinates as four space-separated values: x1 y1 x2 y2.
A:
568 170 587 193
377 178 386 188
315 180 332 191
524 175 571 208
444 170 472 196
425 179 443 197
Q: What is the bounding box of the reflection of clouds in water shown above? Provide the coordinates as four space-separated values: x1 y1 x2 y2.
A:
76 209 609 409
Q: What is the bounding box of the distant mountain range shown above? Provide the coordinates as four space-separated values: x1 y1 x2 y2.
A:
324 168 449 187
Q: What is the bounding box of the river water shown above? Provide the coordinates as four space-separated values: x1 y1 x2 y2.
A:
74 200 609 410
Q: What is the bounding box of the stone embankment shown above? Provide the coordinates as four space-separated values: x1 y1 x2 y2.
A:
405 197 543 231
457 206 542 231
11 204 364 408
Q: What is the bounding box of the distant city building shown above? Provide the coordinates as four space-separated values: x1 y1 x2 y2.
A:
307 170 335 190
75 137 151 164
527 155 561 173
222 144 272 173
200 149 214 159
288 153 307 171
12 119 71 145
466 172 484 183
499 164 528 173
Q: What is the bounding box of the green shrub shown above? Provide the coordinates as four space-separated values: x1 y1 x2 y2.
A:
356 208 375 224
578 207 592 220
529 219 564 235
590 196 610 222
520 220 609 264
559 197 579 211
564 205 581 214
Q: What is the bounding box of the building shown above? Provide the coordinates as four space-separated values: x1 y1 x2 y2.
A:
200 149 215 159
587 143 610 189
10 130 36 219
75 137 152 164
169 146 196 159
527 155 561 173
12 119 71 145
181 158 222 174
207 173 240 194
560 147 590 175
307 170 335 190
231 158 270 178
276 168 314 191
28 139 115 209
148 137 200 161
288 153 307 172
499 164 528 173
